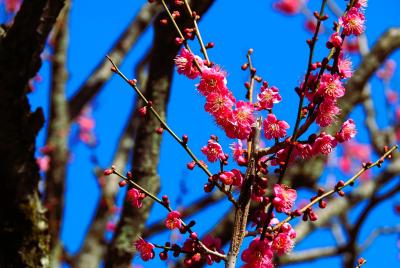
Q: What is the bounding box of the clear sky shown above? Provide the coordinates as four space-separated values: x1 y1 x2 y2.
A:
3 0 399 267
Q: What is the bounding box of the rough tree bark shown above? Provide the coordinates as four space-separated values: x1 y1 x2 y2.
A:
0 0 65 267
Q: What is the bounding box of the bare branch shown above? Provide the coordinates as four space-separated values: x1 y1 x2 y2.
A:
43 2 71 267
360 225 400 252
72 52 151 268
68 3 161 120
280 246 345 264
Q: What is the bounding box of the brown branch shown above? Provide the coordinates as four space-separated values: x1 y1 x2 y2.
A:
227 119 261 268
359 225 400 253
43 2 71 267
68 3 161 120
72 53 151 268
280 246 345 264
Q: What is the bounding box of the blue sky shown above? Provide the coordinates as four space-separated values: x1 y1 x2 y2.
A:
2 0 399 267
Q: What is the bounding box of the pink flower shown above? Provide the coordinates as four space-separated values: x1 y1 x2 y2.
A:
106 221 116 232
201 139 225 162
135 238 155 261
338 55 353 79
316 100 340 127
197 66 228 96
339 7 366 36
339 156 352 173
263 114 289 140
165 211 182 230
233 101 255 139
256 86 282 110
174 48 203 79
305 19 322 33
272 233 295 256
77 115 95 132
241 237 273 268
354 0 368 9
312 133 337 155
386 89 398 104
272 184 297 213
219 169 243 186
295 143 313 160
317 74 345 100
4 0 21 13
230 140 246 163
336 119 357 142
204 91 235 117
273 0 304 15
77 107 96 145
37 156 50 172
328 32 343 48
127 188 144 208
377 60 396 81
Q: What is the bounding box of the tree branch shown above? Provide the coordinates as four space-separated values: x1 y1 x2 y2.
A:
68 3 161 120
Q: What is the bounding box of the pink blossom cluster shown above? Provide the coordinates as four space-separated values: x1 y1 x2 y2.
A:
242 223 296 267
339 1 367 36
175 49 256 140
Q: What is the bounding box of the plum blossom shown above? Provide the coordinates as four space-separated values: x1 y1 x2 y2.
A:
77 107 96 145
204 91 235 117
312 133 337 155
230 140 246 164
219 169 243 186
338 55 353 79
263 114 289 140
37 156 50 172
272 184 297 213
165 211 182 230
354 0 368 9
197 66 228 96
135 238 155 261
273 0 305 15
336 119 357 143
272 233 295 256
233 101 255 140
201 139 225 162
174 48 203 79
3 0 21 13
377 59 396 81
339 7 366 36
256 85 282 110
317 74 345 100
241 237 273 268
316 100 340 127
328 32 343 48
127 188 144 208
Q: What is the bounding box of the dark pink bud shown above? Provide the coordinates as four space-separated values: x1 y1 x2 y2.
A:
104 169 113 176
